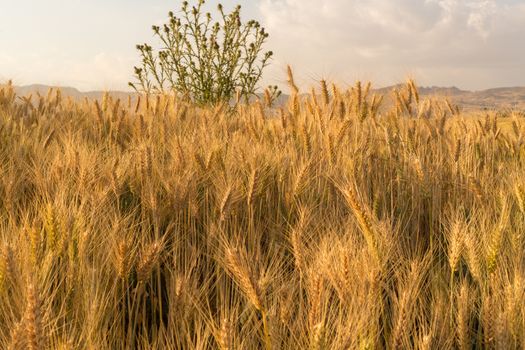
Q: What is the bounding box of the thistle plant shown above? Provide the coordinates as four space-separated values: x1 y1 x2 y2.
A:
130 0 280 106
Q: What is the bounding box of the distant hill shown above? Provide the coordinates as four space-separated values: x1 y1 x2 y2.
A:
9 84 525 111
376 85 525 111
13 84 134 101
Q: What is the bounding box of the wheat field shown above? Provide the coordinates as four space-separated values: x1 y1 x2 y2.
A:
0 74 524 349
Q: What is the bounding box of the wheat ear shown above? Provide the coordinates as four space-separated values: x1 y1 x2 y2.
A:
25 282 45 350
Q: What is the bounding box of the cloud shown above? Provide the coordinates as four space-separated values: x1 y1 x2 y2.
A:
259 0 525 89
0 52 136 91
66 53 136 91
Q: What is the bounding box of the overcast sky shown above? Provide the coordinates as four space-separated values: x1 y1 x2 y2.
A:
0 0 524 91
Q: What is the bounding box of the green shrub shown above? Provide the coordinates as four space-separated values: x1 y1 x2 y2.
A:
130 0 280 106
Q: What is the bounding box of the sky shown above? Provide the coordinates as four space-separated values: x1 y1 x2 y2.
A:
0 0 524 91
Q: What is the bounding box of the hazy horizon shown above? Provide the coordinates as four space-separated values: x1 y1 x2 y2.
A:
10 81 525 94
1 0 524 91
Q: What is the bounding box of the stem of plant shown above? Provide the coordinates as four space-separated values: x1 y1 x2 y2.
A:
261 309 272 350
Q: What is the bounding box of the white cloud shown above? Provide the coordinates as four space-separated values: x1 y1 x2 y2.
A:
66 53 136 91
0 52 136 91
259 0 525 89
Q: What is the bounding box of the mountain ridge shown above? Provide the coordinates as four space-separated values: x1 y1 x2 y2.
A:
8 83 525 111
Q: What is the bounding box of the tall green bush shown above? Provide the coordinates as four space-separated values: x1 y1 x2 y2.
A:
130 0 280 105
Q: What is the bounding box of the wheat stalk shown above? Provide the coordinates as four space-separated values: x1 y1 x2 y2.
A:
218 317 233 350
390 290 409 350
137 241 161 283
8 321 25 350
339 183 380 264
225 247 263 311
287 65 299 95
464 231 483 283
448 221 463 273
219 186 233 222
24 282 45 350
290 209 308 274
308 272 323 329
311 321 325 350
456 282 471 350
320 80 329 106
246 167 259 207
116 238 131 280
486 200 508 274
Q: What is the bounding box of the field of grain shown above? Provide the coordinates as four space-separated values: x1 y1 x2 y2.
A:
1 76 525 349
